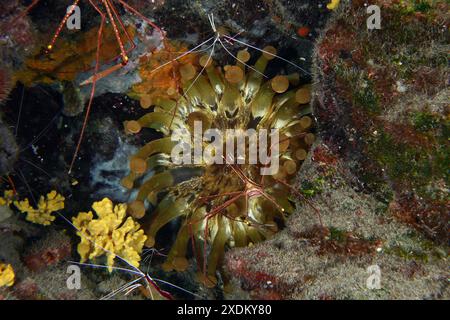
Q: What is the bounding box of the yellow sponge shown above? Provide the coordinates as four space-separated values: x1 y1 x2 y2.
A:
14 191 65 226
0 263 15 287
72 198 147 272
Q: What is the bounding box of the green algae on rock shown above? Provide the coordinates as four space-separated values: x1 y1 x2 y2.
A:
313 0 449 244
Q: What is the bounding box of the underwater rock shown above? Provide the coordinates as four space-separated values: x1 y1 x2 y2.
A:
0 206 12 224
0 116 18 177
0 0 37 60
0 213 40 282
10 277 39 300
66 92 143 203
123 42 315 287
61 81 83 117
23 230 72 273
0 67 13 104
10 266 97 300
224 138 449 299
89 136 138 203
155 0 332 42
222 2 448 298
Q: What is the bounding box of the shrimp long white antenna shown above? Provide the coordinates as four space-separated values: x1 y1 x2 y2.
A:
15 86 25 137
142 247 164 264
64 219 203 299
68 234 175 300
208 13 217 33
124 283 143 296
68 261 175 300
101 277 143 300
182 37 218 96
68 261 143 277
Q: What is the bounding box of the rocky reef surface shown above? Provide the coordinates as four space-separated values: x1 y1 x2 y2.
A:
0 0 448 300
223 1 449 299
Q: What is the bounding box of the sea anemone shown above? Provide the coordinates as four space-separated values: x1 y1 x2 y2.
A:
123 47 314 287
0 67 12 104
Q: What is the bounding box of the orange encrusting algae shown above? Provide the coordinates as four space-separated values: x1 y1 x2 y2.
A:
129 40 199 108
14 25 136 86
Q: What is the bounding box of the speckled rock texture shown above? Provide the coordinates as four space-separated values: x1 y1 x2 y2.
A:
223 1 449 300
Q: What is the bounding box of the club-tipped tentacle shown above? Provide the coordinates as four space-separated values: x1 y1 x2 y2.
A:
144 195 190 248
124 43 316 286
162 222 191 272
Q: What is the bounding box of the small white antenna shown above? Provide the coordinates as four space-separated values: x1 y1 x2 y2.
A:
208 13 217 33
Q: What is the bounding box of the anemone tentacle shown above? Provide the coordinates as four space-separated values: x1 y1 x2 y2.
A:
124 47 315 286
